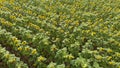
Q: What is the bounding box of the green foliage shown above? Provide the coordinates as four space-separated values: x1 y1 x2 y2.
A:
0 0 120 68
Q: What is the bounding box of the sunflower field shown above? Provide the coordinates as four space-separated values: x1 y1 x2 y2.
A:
0 0 120 68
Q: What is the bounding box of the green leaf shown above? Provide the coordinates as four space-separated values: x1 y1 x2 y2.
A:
56 64 65 68
93 62 100 68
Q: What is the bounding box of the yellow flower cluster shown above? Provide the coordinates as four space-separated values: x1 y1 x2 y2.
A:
51 44 58 51
12 37 20 44
0 18 13 27
18 46 22 51
38 15 46 19
64 54 74 60
31 49 37 55
22 41 27 45
27 10 33 15
4 53 10 59
109 61 116 65
107 56 112 60
8 58 16 63
107 49 113 53
0 45 28 67
28 23 41 30
99 47 105 52
25 46 30 51
37 56 46 62
10 15 16 20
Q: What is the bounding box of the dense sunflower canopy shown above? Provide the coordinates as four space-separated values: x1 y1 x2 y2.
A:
0 0 120 68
